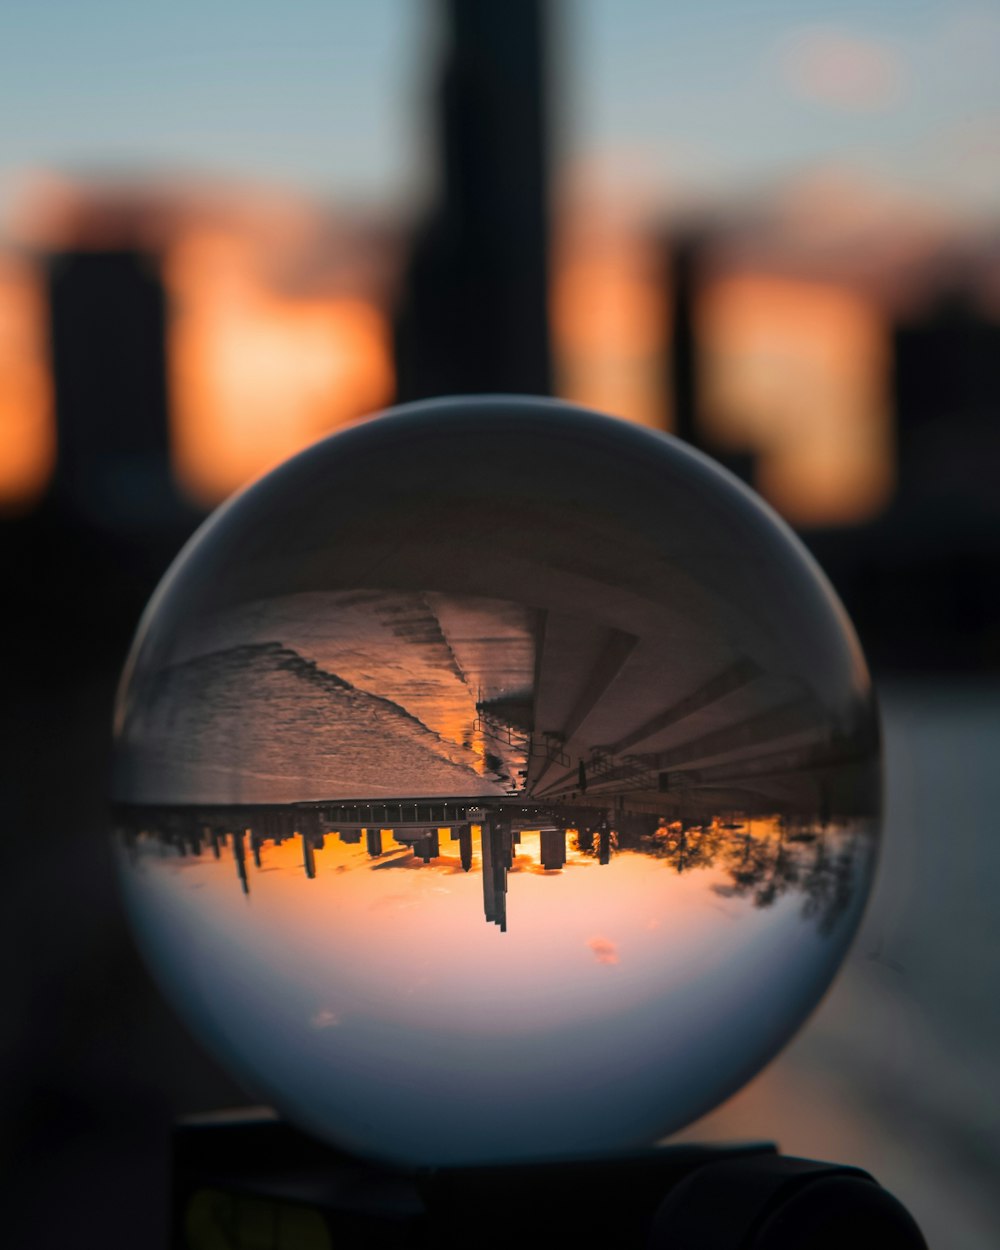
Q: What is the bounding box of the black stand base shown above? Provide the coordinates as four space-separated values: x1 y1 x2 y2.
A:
172 1111 928 1249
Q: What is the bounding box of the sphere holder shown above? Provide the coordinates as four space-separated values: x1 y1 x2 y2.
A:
171 1111 928 1249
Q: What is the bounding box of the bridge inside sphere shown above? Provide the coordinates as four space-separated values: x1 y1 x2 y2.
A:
116 472 873 817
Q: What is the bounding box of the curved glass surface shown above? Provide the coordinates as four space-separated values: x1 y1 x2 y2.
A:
112 397 880 1166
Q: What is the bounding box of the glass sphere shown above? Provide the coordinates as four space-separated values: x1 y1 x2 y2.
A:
112 396 879 1167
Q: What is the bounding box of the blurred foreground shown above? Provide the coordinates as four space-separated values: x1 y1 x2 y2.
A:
680 681 1000 1250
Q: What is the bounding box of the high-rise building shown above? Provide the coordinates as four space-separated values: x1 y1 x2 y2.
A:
540 827 567 870
480 822 508 931
301 831 316 879
47 248 179 527
458 825 473 872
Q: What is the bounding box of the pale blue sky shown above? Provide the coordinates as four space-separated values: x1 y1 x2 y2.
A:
567 0 1000 212
0 0 430 211
0 0 998 219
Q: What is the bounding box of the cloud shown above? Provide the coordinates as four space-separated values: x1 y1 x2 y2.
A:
310 1008 341 1029
779 27 904 112
587 936 619 966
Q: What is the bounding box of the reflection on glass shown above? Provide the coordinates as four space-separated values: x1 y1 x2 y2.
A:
112 397 880 1166
117 806 864 940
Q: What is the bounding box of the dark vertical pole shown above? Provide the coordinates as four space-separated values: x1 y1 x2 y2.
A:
395 0 553 399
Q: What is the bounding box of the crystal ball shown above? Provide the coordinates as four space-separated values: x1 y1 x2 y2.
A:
112 396 879 1167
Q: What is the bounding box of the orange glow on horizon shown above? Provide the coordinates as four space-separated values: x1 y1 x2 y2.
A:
163 812 796 894
551 217 670 431
0 175 897 528
699 274 893 527
148 815 750 975
0 254 54 510
167 229 394 507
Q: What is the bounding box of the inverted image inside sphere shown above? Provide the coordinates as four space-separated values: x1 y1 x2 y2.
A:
112 397 880 1168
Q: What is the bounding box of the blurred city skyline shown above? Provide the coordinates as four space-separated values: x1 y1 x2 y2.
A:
0 0 997 661
2 161 996 524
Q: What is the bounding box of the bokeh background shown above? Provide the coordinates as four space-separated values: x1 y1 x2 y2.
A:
1 2 998 1246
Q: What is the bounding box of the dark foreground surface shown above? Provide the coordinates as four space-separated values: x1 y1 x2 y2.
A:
1 680 997 1248
678 682 1000 1250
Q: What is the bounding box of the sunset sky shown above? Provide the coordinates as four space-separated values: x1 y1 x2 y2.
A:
0 1 996 520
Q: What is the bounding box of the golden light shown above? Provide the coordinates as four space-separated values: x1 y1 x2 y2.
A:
0 252 54 511
699 274 893 527
551 215 669 431
167 228 394 507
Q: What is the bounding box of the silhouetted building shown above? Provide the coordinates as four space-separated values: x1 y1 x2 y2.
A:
669 233 701 450
498 819 515 869
365 829 383 858
539 827 566 870
806 285 1000 671
892 291 1000 507
297 809 322 841
394 829 441 862
480 821 508 931
458 825 473 872
394 0 552 399
301 832 316 879
47 248 180 529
